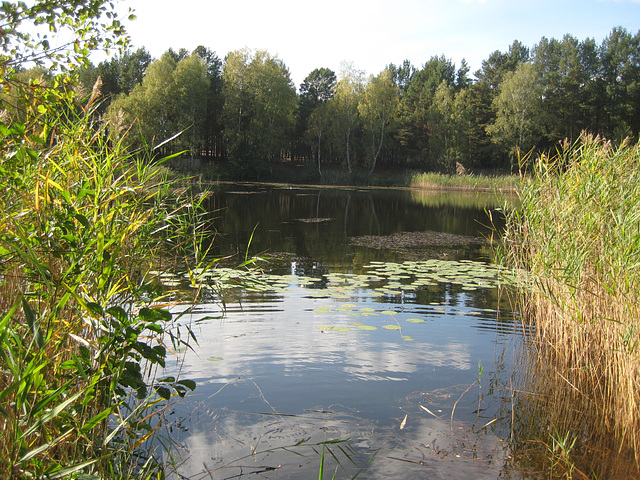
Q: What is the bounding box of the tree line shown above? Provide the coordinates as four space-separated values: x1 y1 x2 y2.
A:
73 27 640 178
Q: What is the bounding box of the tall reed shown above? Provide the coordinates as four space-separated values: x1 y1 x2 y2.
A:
499 134 640 476
0 88 204 478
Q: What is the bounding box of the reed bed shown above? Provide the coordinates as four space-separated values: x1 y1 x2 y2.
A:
500 134 640 477
409 171 518 192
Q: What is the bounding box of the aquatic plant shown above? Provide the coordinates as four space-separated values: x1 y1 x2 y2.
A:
409 171 518 192
499 134 640 477
0 91 205 477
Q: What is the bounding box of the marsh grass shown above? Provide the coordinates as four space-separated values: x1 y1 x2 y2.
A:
499 134 640 477
0 91 210 478
409 171 518 192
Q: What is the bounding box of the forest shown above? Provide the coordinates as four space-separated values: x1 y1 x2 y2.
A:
9 27 640 179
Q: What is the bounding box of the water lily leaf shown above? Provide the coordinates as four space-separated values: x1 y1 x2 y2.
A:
380 310 397 315
406 318 425 323
207 357 223 362
332 327 351 332
316 325 334 330
401 336 414 341
348 321 364 326
382 325 401 330
358 325 378 330
359 307 376 312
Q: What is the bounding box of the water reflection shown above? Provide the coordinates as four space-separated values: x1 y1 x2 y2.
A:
161 185 521 479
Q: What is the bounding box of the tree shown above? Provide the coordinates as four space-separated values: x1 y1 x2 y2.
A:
599 27 640 140
470 40 530 169
429 81 471 172
300 67 337 103
398 55 457 168
0 0 132 73
194 45 224 158
222 48 297 177
388 60 416 97
79 47 151 111
358 69 400 176
308 102 333 178
296 68 336 163
487 63 543 171
107 51 210 156
532 35 589 146
172 53 209 157
332 62 365 173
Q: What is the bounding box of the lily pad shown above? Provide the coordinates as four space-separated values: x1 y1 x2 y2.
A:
332 327 351 332
406 318 425 323
358 325 378 331
207 356 223 362
382 325 402 330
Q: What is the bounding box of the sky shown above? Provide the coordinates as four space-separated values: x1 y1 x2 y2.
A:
111 0 640 88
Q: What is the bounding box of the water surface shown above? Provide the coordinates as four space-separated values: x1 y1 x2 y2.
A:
162 185 522 479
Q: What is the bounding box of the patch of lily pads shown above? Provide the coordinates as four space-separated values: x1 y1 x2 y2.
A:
151 259 514 300
307 303 440 341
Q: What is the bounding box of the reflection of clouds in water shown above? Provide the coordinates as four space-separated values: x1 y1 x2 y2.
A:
164 404 512 480
163 290 513 479
342 341 470 382
363 415 512 479
170 299 472 384
164 410 371 480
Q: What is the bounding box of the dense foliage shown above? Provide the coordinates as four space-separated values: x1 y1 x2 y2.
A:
0 1 211 477
72 28 640 178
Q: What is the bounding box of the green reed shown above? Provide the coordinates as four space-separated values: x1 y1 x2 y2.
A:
499 134 640 477
409 171 517 192
0 88 208 478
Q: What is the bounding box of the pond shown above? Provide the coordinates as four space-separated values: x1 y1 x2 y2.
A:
160 184 524 480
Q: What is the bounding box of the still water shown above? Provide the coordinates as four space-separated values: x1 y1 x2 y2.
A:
162 184 522 479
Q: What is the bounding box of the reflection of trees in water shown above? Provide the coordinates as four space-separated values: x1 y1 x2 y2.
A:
198 186 501 264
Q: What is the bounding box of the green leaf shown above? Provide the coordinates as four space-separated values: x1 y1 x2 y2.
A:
176 379 196 391
22 297 44 349
86 302 103 317
155 386 171 400
80 408 112 433
22 388 85 438
106 306 128 323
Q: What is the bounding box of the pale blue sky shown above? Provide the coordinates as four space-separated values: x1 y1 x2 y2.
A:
116 0 640 87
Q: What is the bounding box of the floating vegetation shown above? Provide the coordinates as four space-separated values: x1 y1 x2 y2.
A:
294 217 334 223
207 356 223 362
349 230 488 249
154 260 512 310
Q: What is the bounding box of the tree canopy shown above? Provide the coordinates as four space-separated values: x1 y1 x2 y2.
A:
66 26 640 179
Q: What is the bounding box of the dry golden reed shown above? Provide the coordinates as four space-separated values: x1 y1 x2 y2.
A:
501 134 640 476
